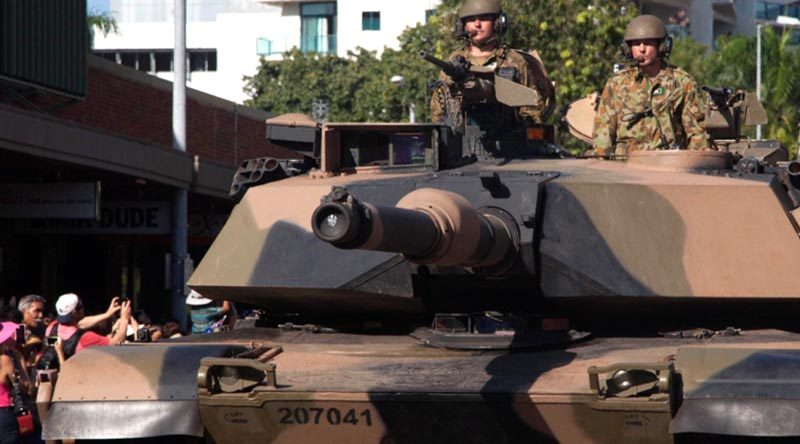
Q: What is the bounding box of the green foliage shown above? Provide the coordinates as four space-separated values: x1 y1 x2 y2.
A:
671 27 800 157
500 1 637 102
244 0 635 133
243 40 440 122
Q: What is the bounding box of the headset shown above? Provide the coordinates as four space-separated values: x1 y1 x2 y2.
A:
454 12 509 41
620 36 673 61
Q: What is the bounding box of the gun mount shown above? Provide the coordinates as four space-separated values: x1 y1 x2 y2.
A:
312 186 519 274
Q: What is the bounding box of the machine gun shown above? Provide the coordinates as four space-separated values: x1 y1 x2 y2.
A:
702 86 736 111
419 51 471 82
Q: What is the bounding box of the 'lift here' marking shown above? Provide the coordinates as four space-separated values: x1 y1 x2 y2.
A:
278 407 373 427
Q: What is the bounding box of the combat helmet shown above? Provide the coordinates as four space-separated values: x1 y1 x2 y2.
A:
622 15 672 58
455 0 508 40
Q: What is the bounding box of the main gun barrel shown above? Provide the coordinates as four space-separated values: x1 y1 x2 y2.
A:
312 186 519 274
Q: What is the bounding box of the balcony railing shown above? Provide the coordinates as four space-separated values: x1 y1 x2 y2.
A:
257 35 337 56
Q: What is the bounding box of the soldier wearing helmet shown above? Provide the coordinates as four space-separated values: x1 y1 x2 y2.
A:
592 15 710 156
430 0 554 126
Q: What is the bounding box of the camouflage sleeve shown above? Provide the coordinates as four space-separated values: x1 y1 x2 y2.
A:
429 71 449 123
517 55 554 123
592 80 618 154
680 77 711 150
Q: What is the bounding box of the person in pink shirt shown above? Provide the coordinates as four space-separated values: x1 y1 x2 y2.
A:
0 322 22 443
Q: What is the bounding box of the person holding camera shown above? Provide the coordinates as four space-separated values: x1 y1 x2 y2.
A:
39 294 131 369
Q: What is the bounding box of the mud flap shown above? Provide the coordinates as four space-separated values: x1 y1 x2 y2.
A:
671 347 800 437
42 343 248 440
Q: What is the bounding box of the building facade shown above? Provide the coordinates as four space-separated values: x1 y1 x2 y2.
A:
91 0 441 104
639 0 800 46
1 55 297 320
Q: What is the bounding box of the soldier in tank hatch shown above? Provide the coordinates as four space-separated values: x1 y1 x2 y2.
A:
593 15 710 156
429 0 554 125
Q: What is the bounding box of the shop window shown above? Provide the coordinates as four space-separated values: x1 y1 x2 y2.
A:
362 11 380 31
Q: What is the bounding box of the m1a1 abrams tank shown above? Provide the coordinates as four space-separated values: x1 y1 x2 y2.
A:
39 74 800 443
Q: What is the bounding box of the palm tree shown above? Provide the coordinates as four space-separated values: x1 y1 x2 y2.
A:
760 26 800 156
87 10 119 49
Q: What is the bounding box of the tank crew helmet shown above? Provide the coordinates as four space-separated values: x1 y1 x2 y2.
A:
621 15 672 60
454 0 508 44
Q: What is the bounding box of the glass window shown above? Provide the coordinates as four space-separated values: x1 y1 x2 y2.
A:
136 52 151 72
301 16 336 53
256 38 273 56
362 11 380 31
756 1 784 20
189 51 217 72
392 134 427 165
300 2 336 17
299 2 336 54
119 52 137 69
154 52 172 72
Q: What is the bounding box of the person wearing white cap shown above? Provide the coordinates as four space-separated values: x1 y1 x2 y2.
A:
41 293 132 366
186 290 234 335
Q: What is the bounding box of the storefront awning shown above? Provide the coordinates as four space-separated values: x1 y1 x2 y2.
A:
0 105 234 199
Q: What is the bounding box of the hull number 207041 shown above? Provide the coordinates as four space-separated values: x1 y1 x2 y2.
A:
277 407 374 427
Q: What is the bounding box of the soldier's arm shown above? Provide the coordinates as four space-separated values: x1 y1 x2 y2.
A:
681 78 711 150
592 81 618 154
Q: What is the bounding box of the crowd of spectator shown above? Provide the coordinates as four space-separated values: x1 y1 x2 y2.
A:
0 289 240 442
0 292 211 443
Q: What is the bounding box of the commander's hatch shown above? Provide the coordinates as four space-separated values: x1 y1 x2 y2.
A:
320 122 443 175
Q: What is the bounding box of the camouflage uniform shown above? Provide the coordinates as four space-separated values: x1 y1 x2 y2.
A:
593 65 710 156
429 45 554 124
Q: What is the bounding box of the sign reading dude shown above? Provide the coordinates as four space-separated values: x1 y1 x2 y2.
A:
0 183 99 219
21 202 171 235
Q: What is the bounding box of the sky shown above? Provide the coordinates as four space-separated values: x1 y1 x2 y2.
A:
87 0 110 14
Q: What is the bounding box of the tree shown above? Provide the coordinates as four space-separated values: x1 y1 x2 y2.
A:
245 0 636 134
87 10 119 49
671 27 800 157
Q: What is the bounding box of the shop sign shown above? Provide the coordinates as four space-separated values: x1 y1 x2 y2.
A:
17 201 171 235
0 182 99 219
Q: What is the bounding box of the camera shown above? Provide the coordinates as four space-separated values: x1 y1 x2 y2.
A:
15 325 25 346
